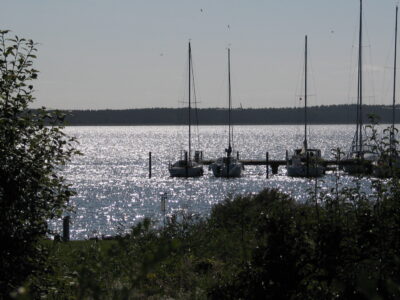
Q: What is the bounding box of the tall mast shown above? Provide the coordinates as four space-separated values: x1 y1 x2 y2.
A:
228 48 232 155
188 42 192 161
304 35 308 150
358 0 363 153
392 6 398 153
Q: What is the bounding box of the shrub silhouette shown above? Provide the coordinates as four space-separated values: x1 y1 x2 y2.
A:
0 30 79 297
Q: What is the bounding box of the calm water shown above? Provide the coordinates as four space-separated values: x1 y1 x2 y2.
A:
55 125 378 240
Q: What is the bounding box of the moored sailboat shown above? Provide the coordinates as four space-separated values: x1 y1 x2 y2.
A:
287 35 325 178
169 42 203 178
210 48 243 178
344 0 379 175
373 5 400 177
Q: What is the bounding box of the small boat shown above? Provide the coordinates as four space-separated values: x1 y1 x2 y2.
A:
210 156 243 178
169 42 203 178
169 156 203 178
344 0 379 175
287 35 325 178
210 48 243 178
372 156 400 178
373 5 400 178
345 143 378 175
287 147 325 177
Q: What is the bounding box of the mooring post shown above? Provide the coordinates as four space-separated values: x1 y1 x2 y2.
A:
161 192 167 227
149 151 152 178
272 164 279 175
266 152 269 179
237 151 239 160
185 151 188 178
286 150 289 162
62 216 70 242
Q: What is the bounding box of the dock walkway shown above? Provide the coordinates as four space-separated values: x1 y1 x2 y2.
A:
200 159 370 175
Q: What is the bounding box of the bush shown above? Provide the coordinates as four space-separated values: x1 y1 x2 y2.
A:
46 185 400 299
0 30 79 297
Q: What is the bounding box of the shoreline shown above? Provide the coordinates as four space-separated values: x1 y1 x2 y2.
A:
54 104 399 126
62 123 398 126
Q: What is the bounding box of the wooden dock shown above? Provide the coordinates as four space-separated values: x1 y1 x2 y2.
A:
147 151 372 177
200 159 371 175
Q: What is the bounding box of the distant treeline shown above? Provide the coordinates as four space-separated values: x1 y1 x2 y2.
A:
61 105 399 125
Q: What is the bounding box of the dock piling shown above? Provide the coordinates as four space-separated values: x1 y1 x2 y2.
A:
272 163 279 175
266 152 269 178
62 216 70 242
185 151 188 178
149 152 152 178
194 151 201 163
161 192 167 227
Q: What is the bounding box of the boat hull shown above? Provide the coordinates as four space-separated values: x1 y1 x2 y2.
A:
169 160 203 177
210 157 243 178
286 149 325 178
343 163 372 176
287 165 324 178
372 165 392 178
343 151 378 175
169 166 203 178
372 158 400 178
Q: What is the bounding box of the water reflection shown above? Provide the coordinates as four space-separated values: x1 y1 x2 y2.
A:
51 125 377 240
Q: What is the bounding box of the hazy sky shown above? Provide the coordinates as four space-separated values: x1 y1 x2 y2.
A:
2 0 400 109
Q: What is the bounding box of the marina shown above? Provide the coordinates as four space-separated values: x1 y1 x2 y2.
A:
56 124 384 240
54 1 400 238
4 0 400 297
157 151 375 177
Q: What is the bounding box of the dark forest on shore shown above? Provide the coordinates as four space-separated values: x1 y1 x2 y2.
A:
61 104 399 125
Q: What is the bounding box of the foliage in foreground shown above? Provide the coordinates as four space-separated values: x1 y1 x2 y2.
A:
0 30 79 297
1 28 400 299
29 183 400 300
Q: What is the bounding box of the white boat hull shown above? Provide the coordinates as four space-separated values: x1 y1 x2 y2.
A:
286 149 325 178
372 157 400 178
343 151 378 175
210 157 243 178
169 160 203 178
343 163 371 175
287 165 324 178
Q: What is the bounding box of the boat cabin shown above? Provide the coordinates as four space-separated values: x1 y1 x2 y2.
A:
170 160 198 168
293 148 321 158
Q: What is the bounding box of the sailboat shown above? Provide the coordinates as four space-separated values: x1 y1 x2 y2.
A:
287 35 325 178
210 48 243 178
344 0 379 175
373 6 400 177
169 42 204 178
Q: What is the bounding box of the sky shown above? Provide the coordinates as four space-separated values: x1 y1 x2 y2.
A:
2 0 400 109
